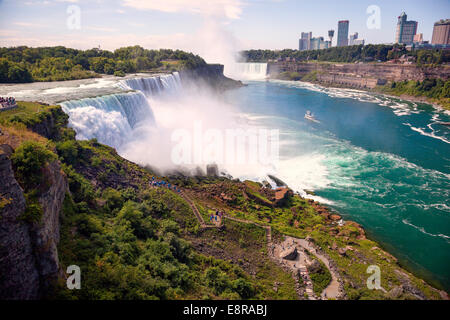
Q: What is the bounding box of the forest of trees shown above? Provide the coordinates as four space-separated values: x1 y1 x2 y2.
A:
380 78 450 109
242 44 450 65
0 46 206 83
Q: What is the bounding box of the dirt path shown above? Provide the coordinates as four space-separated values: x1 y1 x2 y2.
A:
294 238 342 299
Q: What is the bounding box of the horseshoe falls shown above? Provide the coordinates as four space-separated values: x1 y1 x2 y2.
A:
226 62 268 80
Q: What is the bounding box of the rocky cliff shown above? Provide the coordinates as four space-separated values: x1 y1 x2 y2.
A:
268 61 450 89
180 64 243 91
0 144 67 299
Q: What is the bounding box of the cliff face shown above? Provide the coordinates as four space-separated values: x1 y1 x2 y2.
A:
268 61 450 89
180 64 243 91
0 148 39 299
31 159 67 291
23 106 69 141
0 145 67 299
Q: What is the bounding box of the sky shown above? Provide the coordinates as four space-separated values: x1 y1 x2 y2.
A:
0 0 449 63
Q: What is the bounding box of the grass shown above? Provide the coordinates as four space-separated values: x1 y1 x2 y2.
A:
0 122 49 149
0 101 48 123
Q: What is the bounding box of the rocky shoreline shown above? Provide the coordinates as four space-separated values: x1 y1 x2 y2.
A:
269 76 449 112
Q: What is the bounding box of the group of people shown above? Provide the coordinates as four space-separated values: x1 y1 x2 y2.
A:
209 209 225 223
150 176 181 193
0 97 16 109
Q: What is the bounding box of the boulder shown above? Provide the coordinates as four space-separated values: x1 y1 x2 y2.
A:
274 187 294 207
320 212 330 220
388 286 404 299
206 163 219 177
330 214 342 221
280 246 298 261
307 260 322 273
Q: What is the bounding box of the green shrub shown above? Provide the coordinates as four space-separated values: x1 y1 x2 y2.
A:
56 140 80 166
232 278 255 299
11 141 57 190
102 188 124 212
61 164 94 203
114 70 125 77
307 259 332 296
204 267 232 295
20 197 43 224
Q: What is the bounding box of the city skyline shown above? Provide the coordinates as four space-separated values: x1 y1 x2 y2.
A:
0 0 449 63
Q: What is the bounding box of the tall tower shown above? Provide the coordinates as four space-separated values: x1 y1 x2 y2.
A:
299 32 312 51
328 30 335 47
395 12 418 45
337 20 349 47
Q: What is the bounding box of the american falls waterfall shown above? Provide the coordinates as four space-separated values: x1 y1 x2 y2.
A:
60 72 183 150
225 62 268 81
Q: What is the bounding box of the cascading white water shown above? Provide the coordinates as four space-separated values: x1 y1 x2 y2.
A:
118 72 182 97
225 62 268 81
61 91 155 149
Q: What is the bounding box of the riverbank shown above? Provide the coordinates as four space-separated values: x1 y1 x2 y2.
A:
270 76 450 112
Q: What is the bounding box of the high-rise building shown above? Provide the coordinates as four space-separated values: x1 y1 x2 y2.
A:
395 12 418 45
413 33 424 44
309 37 330 50
299 32 312 51
328 30 335 47
310 37 322 50
431 19 450 45
337 20 349 47
322 40 331 50
349 32 358 45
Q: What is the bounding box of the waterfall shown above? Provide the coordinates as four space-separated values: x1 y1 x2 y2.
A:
225 63 268 81
118 72 182 97
61 91 155 149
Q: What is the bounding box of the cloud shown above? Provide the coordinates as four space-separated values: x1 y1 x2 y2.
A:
13 21 47 28
121 0 244 20
85 26 118 32
23 0 78 4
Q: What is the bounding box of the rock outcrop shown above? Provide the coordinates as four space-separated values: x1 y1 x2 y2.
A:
31 159 67 293
27 106 69 141
179 64 243 91
0 149 39 299
274 187 294 207
280 246 298 261
0 146 67 299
